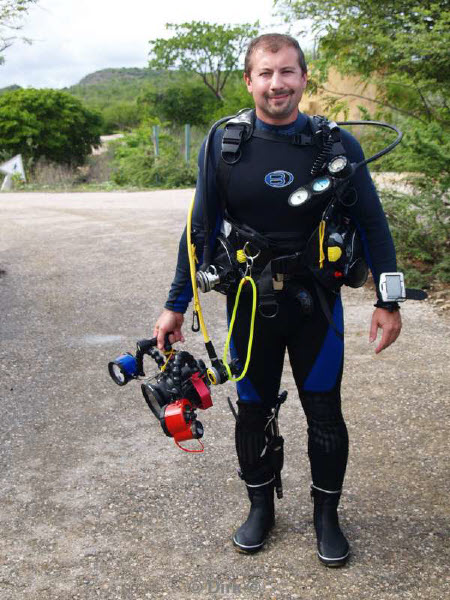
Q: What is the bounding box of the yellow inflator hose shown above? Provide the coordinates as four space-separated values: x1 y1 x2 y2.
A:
319 220 326 269
186 194 257 383
222 276 257 382
187 194 210 343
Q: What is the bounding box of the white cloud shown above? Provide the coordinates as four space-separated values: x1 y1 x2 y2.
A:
0 0 307 89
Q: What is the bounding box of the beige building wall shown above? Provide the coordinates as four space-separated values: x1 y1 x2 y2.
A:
299 68 378 119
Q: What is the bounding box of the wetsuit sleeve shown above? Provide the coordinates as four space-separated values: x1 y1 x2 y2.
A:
340 129 397 289
164 133 223 313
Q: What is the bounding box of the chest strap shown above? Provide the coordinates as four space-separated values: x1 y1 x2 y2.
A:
251 129 316 146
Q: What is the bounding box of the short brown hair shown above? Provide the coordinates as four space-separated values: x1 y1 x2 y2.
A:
244 33 308 77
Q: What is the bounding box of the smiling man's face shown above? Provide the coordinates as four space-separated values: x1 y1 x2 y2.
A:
244 44 307 125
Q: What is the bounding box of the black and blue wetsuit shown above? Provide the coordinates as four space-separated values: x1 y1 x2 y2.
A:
165 112 396 490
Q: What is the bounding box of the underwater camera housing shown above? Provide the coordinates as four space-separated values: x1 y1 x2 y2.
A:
108 338 212 451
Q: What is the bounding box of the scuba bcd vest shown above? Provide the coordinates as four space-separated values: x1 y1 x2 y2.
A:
201 109 369 310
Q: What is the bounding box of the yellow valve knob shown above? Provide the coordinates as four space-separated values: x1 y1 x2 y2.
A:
236 249 246 263
207 368 217 385
328 246 343 262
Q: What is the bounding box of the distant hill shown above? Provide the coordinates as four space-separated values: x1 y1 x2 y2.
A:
0 67 177 95
65 66 188 110
76 67 155 87
74 67 166 87
0 84 22 95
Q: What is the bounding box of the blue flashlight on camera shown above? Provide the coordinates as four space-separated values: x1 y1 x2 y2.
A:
108 353 138 386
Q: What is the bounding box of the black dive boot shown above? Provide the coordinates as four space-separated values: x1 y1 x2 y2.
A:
311 485 350 567
233 476 275 553
232 397 285 554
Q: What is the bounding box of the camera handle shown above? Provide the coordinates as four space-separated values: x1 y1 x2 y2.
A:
135 334 173 376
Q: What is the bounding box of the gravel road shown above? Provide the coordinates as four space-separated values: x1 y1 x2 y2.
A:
0 191 449 600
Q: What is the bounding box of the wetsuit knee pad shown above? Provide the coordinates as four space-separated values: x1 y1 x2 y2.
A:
236 400 271 431
300 391 343 422
235 401 273 483
301 392 348 454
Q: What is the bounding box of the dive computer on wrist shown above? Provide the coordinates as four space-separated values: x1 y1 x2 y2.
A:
378 272 406 303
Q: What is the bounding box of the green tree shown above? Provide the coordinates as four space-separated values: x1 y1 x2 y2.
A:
0 88 102 165
148 21 259 100
0 0 37 64
137 81 218 126
210 71 252 121
277 1 450 285
101 101 142 133
276 1 450 126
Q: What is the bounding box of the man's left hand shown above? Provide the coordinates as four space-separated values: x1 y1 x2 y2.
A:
369 308 402 354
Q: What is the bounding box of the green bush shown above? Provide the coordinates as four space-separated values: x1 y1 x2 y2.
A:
210 74 252 121
381 183 450 287
148 153 197 188
350 107 450 183
110 127 155 187
138 82 218 126
0 88 102 166
101 101 142 133
110 124 197 188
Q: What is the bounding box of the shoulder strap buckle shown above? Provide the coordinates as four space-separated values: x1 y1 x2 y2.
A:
221 109 254 164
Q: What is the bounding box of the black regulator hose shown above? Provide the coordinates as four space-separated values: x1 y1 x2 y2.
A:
201 115 235 270
337 120 403 170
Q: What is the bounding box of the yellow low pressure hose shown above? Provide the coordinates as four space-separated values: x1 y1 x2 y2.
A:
187 193 210 344
222 276 257 382
186 193 257 383
319 220 326 269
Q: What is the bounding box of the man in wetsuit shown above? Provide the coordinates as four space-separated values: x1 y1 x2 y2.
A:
153 34 402 567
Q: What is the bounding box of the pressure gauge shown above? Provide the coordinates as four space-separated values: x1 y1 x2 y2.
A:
328 156 348 174
288 187 310 207
328 155 352 177
312 177 331 193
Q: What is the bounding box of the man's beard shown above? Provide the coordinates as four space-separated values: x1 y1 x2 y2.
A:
262 91 296 119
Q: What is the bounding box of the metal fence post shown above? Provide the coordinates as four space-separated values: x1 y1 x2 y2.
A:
153 125 159 157
184 124 191 163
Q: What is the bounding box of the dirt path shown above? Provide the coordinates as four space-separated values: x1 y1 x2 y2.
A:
0 191 449 600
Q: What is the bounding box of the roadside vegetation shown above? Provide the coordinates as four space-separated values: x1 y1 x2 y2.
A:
0 8 448 286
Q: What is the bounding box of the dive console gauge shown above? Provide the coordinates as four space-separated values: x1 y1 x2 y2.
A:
288 176 332 207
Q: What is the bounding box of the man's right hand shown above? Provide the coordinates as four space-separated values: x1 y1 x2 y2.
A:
153 309 185 351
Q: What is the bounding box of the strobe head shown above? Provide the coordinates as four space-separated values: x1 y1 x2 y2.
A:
141 381 204 444
108 353 138 386
141 368 212 449
161 399 204 442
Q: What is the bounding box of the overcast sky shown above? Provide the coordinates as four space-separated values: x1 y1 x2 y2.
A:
0 0 310 89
